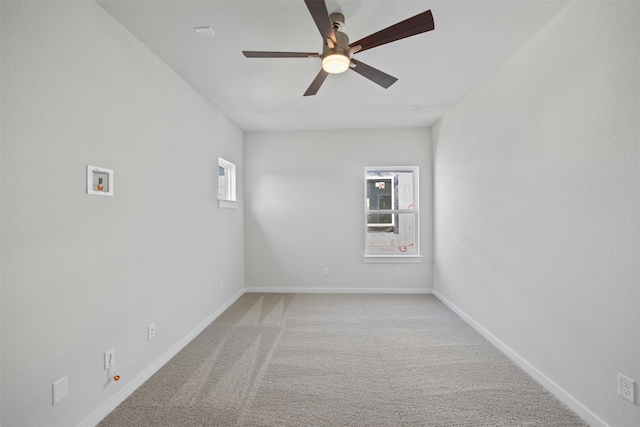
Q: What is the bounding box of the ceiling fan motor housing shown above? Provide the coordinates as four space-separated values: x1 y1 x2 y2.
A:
323 31 350 55
323 14 349 57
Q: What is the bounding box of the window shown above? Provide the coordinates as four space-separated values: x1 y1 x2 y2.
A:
364 166 420 260
218 158 236 208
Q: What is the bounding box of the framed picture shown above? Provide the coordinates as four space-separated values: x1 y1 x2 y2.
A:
87 165 113 196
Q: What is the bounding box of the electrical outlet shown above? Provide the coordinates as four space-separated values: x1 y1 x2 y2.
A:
618 373 636 404
52 376 68 405
104 348 114 370
396 267 402 276
323 266 329 276
148 323 156 341
220 280 224 290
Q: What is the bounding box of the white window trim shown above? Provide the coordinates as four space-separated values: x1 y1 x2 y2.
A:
363 166 420 262
218 199 238 209
362 255 423 263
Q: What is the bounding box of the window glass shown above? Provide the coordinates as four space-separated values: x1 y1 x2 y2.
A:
218 165 227 200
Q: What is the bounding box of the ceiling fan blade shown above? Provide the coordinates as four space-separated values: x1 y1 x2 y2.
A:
304 0 336 43
350 59 398 89
303 69 329 96
243 51 320 58
350 10 434 54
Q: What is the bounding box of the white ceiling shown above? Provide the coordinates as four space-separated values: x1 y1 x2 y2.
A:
96 0 571 132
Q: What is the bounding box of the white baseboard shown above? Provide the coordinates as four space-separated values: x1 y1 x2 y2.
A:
432 290 608 427
244 286 432 294
79 288 245 427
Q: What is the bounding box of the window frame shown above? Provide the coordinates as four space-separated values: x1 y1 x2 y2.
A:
218 158 237 209
363 166 421 263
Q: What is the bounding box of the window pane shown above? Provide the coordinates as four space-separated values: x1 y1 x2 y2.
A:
365 171 414 211
366 213 416 254
218 165 227 200
366 175 394 211
397 172 414 209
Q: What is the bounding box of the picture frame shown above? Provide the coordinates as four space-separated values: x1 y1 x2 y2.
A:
87 165 114 196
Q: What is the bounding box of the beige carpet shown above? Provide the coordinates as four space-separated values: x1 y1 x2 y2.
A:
99 293 588 426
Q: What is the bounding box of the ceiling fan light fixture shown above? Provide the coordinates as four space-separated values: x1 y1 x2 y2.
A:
322 53 350 74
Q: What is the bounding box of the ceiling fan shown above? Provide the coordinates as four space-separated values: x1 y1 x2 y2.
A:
242 0 434 96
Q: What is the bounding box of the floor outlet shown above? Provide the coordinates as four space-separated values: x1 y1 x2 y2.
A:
52 376 68 405
618 373 636 404
148 323 156 341
323 267 329 276
104 348 115 370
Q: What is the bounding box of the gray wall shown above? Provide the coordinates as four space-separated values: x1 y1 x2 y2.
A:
433 2 640 426
1 2 244 426
244 128 433 293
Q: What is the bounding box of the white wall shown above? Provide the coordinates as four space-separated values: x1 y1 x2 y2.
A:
245 128 432 293
1 2 244 426
433 2 640 426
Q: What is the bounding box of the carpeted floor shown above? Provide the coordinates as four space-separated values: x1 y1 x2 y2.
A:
99 293 588 426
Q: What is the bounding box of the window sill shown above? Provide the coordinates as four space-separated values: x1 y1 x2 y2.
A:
218 200 237 209
363 255 422 264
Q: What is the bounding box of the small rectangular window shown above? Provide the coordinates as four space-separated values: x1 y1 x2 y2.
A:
364 166 419 259
218 158 237 208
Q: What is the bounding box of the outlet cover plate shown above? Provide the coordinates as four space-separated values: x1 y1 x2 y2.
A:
618 373 636 404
